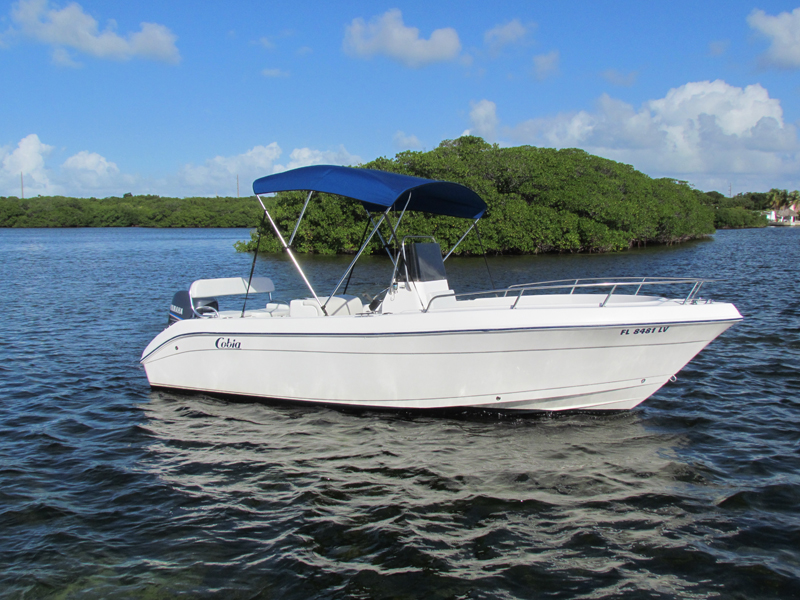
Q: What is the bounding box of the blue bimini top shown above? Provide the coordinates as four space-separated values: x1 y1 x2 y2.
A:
252 165 486 220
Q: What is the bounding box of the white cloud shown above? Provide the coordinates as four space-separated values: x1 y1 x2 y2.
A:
255 30 294 50
179 143 361 194
262 67 289 78
0 136 364 197
257 36 275 49
506 80 800 191
708 39 729 57
532 50 559 80
464 99 498 141
60 150 128 194
52 46 80 67
11 0 180 64
275 146 362 172
1 133 56 195
180 143 283 194
62 150 118 174
1 135 134 197
393 131 423 150
748 8 800 69
484 19 528 55
343 9 461 68
601 69 637 87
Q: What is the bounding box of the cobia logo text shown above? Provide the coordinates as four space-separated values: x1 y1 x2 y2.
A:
215 337 242 349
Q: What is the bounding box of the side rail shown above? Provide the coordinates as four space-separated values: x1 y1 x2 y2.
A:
425 277 716 312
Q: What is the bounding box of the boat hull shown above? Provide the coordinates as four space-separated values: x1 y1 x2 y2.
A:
141 299 740 412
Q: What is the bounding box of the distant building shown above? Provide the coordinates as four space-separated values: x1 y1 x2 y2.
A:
766 208 798 224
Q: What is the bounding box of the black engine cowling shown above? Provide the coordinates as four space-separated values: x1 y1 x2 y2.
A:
168 290 219 325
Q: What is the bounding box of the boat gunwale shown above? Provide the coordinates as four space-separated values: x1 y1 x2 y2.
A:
140 315 742 363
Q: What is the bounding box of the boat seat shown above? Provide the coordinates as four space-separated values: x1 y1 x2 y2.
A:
189 276 275 297
243 302 290 318
214 302 290 319
265 301 290 315
289 295 363 317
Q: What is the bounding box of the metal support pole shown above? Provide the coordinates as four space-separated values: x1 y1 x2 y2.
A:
343 217 373 295
325 206 392 307
241 211 267 317
600 285 617 307
289 190 314 246
369 213 397 263
443 218 479 261
257 195 327 315
474 222 496 291
635 278 646 296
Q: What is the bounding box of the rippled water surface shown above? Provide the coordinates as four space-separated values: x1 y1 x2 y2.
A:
1 227 799 599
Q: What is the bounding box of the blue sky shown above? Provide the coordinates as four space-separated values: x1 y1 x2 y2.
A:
2 0 800 198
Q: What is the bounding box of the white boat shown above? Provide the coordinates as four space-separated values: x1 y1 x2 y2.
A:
141 165 742 412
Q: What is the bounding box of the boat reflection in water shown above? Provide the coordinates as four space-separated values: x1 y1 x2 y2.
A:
140 391 717 594
141 166 741 412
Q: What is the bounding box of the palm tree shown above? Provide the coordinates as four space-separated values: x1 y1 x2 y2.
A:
788 190 800 211
768 188 789 210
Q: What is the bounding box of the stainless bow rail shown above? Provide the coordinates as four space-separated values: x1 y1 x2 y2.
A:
425 277 716 312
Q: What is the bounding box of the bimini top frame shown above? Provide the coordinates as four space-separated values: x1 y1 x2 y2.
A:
252 165 488 315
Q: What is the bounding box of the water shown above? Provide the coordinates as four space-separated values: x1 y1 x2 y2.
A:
1 227 798 599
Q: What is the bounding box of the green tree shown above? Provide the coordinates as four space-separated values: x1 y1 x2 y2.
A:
239 137 722 255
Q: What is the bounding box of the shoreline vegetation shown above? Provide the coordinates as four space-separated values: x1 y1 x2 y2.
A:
235 137 777 255
0 194 261 229
1 136 792 255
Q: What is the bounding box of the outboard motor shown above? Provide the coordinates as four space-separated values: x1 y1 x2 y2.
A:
168 290 219 325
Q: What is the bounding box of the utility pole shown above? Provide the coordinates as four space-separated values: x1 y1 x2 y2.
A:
20 172 24 199
729 183 732 198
